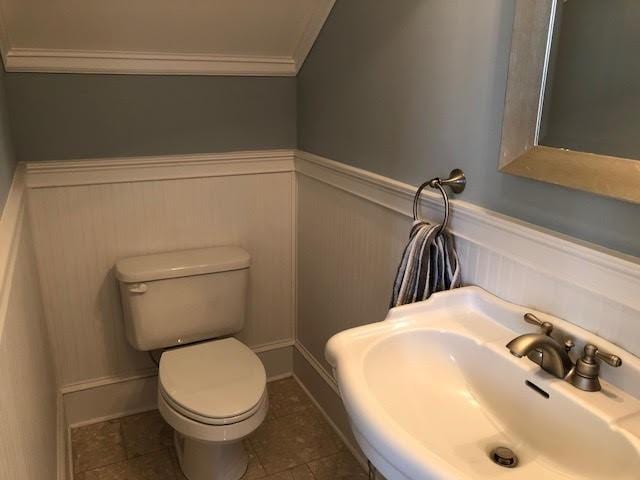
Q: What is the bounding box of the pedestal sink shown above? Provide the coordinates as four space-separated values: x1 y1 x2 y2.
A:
325 287 640 480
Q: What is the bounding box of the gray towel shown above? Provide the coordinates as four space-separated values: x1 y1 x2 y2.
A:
390 220 461 307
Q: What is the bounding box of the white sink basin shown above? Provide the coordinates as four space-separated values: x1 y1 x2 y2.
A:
326 287 640 480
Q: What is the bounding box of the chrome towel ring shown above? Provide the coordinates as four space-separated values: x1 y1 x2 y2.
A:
412 169 466 232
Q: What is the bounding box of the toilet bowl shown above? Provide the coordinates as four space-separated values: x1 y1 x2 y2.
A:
157 338 267 480
115 246 266 480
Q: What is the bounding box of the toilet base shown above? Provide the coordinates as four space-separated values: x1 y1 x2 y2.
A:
174 431 248 480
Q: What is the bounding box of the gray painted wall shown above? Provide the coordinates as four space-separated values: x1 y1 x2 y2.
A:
5 73 296 161
298 0 640 258
0 65 16 213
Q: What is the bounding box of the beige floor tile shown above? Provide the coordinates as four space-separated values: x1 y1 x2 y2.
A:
249 409 343 474
242 439 267 479
121 410 173 458
290 464 316 479
72 420 127 473
262 464 315 479
267 378 314 419
71 379 359 480
307 450 368 479
77 449 176 480
168 448 187 480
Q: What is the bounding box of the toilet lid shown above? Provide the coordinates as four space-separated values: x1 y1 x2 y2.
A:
159 338 266 423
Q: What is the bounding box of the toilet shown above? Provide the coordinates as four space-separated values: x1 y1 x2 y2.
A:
115 246 267 480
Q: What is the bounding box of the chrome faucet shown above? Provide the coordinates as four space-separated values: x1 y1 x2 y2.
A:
506 313 622 391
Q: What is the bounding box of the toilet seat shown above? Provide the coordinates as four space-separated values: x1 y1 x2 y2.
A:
159 338 266 426
158 385 268 445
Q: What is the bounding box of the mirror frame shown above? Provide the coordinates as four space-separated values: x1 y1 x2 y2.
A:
499 0 640 204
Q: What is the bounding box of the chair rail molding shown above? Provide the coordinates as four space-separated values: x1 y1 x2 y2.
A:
26 150 296 387
25 149 296 188
294 150 640 312
294 150 640 359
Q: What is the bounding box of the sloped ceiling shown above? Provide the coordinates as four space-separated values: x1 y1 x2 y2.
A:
0 0 335 75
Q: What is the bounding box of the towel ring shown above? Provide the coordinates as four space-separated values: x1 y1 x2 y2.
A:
412 169 466 232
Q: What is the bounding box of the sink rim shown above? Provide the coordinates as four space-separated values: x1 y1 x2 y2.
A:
325 286 640 480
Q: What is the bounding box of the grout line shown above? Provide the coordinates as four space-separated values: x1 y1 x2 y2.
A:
70 376 365 479
292 374 369 473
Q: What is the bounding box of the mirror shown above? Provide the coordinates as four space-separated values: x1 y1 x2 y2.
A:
499 0 640 204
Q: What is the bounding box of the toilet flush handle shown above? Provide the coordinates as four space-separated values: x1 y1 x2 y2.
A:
128 283 147 294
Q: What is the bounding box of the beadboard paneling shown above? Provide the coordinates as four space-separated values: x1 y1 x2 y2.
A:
0 172 59 480
28 171 295 387
296 152 640 383
297 174 410 373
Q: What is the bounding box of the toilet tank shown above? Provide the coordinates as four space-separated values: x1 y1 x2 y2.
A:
115 246 250 351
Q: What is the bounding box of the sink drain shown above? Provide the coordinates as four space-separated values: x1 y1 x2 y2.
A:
490 447 519 468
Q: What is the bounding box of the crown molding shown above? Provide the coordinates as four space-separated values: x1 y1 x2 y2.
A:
0 0 335 76
293 0 336 72
4 48 298 76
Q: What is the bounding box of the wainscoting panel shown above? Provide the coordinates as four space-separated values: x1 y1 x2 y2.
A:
297 173 409 373
28 158 295 387
295 151 640 391
0 167 60 480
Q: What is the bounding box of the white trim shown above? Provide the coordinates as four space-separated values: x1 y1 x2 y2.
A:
292 172 299 343
4 48 297 76
26 149 296 188
293 373 368 470
294 341 339 396
294 150 640 314
60 368 158 395
250 338 295 354
69 407 159 431
266 372 294 383
56 392 66 480
61 340 293 394
0 164 25 331
292 0 336 72
0 1 10 65
0 1 334 78
61 342 293 428
24 148 640 322
68 372 294 432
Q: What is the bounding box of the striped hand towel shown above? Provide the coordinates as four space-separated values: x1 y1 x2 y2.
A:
390 220 461 308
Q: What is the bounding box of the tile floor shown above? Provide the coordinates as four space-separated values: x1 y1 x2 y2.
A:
71 377 368 480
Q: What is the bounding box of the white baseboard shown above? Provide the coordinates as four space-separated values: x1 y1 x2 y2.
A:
56 392 67 480
294 340 338 395
292 342 367 469
63 343 294 429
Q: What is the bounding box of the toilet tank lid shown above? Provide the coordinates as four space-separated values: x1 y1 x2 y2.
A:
115 246 250 283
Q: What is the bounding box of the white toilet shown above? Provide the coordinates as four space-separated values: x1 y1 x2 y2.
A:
115 246 267 480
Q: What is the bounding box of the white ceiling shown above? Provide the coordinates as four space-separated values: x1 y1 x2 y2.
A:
0 0 335 75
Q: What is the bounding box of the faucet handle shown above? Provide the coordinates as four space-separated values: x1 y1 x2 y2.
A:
523 313 553 335
584 344 622 367
570 344 622 392
563 338 575 353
